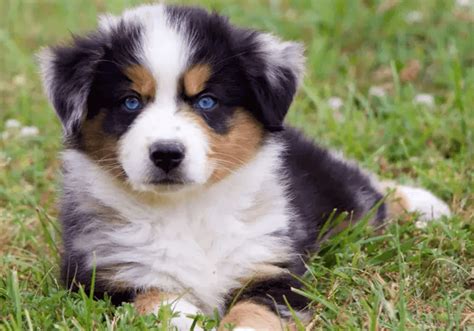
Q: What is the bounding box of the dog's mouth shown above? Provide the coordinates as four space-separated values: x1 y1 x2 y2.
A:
142 166 192 187
146 171 195 188
130 176 193 194
148 178 187 186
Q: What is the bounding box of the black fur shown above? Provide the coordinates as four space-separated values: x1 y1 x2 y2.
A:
58 184 136 304
85 24 144 138
42 3 387 323
225 128 386 315
168 5 300 133
45 6 299 143
44 22 143 143
282 128 386 253
59 127 386 313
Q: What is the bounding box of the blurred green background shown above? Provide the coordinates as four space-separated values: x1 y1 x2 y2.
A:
1 0 473 329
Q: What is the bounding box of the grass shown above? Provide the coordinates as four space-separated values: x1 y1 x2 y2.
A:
0 0 473 329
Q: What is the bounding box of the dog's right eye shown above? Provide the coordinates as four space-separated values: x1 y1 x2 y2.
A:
122 96 143 112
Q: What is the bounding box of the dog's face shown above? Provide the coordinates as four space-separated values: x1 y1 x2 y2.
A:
40 5 304 193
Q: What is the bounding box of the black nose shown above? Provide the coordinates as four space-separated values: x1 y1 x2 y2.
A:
149 141 185 173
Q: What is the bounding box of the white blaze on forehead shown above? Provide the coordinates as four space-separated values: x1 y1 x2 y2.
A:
100 4 191 99
121 4 191 99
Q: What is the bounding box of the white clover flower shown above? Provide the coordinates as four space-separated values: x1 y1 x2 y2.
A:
5 119 21 129
414 93 435 108
404 11 423 23
0 152 11 167
456 0 473 8
369 86 387 98
415 220 428 229
327 97 344 111
1 131 10 140
12 74 27 87
19 126 39 138
448 42 458 56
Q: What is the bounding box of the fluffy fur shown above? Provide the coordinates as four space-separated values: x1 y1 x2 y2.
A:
39 4 451 330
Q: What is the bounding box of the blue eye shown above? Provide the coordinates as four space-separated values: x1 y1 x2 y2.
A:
123 96 143 112
195 95 217 110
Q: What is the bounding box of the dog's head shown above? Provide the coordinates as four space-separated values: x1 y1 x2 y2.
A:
39 4 304 193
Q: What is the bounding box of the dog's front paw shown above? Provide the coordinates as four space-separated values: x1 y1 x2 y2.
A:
396 185 451 221
134 290 203 330
219 301 285 331
380 182 451 223
169 315 202 331
167 299 203 331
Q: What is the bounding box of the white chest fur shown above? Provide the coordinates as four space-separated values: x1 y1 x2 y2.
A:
63 141 292 313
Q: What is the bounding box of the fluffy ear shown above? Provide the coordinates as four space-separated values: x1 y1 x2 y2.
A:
240 32 305 131
98 13 120 33
38 34 105 138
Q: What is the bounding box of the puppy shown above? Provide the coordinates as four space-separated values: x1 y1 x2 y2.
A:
39 4 451 330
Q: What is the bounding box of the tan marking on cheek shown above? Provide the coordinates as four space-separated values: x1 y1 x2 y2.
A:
208 110 265 183
183 64 211 96
183 108 264 183
134 289 175 315
125 65 157 100
219 301 288 331
80 112 125 180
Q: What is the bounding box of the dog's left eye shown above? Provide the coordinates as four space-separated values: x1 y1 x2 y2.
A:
123 96 143 112
194 95 217 110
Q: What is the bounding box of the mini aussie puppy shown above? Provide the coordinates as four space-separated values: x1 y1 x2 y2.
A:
39 4 451 330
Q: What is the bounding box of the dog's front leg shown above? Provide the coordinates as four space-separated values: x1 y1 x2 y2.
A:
219 301 293 331
219 272 307 331
134 289 203 330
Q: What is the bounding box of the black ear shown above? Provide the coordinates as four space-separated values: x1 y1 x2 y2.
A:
38 34 105 138
238 32 305 132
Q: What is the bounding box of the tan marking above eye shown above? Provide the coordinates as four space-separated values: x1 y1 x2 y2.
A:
183 64 212 97
124 65 157 100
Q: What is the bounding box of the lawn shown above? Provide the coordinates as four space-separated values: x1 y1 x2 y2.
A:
0 0 473 330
